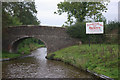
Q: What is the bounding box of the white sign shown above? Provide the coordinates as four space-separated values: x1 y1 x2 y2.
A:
86 22 104 34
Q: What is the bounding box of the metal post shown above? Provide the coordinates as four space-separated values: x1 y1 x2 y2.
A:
89 35 90 47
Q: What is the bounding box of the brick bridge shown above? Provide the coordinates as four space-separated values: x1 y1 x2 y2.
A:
3 26 80 54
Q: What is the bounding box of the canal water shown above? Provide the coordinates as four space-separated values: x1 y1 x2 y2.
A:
2 48 93 78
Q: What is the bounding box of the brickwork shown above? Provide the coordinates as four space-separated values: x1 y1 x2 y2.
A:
2 26 80 54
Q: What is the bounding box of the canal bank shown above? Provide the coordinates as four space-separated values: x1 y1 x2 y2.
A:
46 44 118 80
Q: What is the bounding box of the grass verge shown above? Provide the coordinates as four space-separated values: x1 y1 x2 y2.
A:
46 44 119 79
2 51 21 59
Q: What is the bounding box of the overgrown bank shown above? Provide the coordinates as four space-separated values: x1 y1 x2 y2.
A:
46 44 119 79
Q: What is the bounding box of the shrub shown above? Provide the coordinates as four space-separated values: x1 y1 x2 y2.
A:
66 22 105 43
105 21 119 34
104 21 119 44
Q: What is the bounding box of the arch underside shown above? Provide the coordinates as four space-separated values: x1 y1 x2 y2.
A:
10 36 48 54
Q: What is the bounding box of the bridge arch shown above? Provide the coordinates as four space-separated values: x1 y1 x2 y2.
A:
3 26 79 54
9 36 48 53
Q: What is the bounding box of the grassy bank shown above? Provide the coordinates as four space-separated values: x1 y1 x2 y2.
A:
2 51 21 59
47 44 119 78
18 44 45 54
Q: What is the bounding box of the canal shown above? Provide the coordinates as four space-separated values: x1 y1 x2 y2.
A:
2 48 94 78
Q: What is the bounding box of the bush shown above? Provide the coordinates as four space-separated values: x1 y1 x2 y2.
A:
105 21 119 34
104 21 119 44
17 38 45 54
67 22 86 39
67 22 105 43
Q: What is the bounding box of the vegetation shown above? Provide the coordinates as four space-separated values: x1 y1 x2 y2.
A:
2 2 40 28
105 21 119 34
67 22 105 43
2 2 42 59
104 21 119 44
47 44 119 79
54 3 119 78
2 38 45 59
17 38 45 54
18 44 45 55
66 21 119 44
2 51 21 59
55 2 108 26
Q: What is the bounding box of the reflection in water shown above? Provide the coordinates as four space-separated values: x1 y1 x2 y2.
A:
2 48 93 78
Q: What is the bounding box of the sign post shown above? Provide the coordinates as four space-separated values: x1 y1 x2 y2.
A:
86 22 104 46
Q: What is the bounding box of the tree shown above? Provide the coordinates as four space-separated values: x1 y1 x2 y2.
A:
55 2 108 26
2 2 40 27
